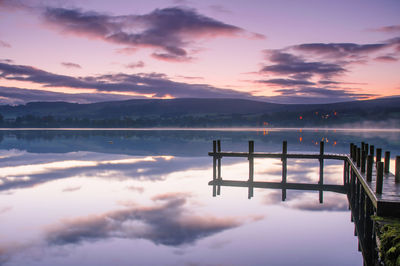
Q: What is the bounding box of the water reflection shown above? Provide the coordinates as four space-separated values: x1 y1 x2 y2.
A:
0 153 205 192
1 129 399 156
46 193 242 246
266 191 349 212
2 129 397 265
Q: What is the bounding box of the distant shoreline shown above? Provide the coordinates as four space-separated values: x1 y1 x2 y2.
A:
0 127 399 132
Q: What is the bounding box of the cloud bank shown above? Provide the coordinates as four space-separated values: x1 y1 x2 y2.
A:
0 0 256 62
256 36 400 103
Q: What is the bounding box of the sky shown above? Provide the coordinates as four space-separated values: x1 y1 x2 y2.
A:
0 0 399 105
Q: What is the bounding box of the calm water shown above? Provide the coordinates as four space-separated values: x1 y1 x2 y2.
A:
1 129 400 266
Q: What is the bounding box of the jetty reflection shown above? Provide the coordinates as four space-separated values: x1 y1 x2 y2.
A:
209 139 346 201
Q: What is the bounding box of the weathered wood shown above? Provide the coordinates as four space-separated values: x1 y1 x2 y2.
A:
365 143 369 156
282 141 287 184
319 141 324 185
370 145 374 158
356 178 360 214
209 140 400 218
357 147 361 168
364 196 374 263
359 188 365 239
217 140 221 179
376 162 384 194
248 140 254 182
213 140 216 181
217 140 221 195
361 150 366 173
207 152 347 160
376 148 382 167
384 151 390 173
366 155 373 182
350 143 354 160
396 156 400 183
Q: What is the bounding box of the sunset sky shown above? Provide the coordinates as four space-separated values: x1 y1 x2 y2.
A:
0 0 399 104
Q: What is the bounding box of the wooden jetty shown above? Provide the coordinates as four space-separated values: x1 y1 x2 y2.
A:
208 140 400 266
208 140 400 217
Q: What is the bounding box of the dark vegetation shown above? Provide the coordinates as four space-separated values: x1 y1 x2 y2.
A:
373 216 400 266
0 97 399 128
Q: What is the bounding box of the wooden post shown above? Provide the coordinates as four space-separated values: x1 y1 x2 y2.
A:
319 141 324 185
376 148 382 168
361 142 365 153
350 143 354 159
361 150 366 173
248 140 254 182
212 140 217 197
213 140 217 181
396 156 400 183
282 141 287 201
352 145 357 162
319 141 324 203
217 140 221 195
355 178 360 214
376 162 384 194
384 151 390 173
282 141 287 183
365 143 369 156
359 188 365 236
356 147 361 168
365 197 374 263
367 155 373 182
217 140 221 179
350 167 356 202
370 145 374 160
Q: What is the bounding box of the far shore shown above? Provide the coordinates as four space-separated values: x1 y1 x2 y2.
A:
0 127 399 132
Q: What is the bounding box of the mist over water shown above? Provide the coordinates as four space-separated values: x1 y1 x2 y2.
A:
0 129 399 265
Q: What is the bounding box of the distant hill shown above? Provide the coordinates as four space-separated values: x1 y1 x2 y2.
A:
0 97 399 128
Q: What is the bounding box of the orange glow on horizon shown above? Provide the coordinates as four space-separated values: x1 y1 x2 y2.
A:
161 94 175 99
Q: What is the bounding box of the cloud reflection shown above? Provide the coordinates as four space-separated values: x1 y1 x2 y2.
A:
289 193 348 212
0 155 177 192
46 193 241 246
262 191 348 212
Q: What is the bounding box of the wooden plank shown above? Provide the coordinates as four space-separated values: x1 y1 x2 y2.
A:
208 152 347 160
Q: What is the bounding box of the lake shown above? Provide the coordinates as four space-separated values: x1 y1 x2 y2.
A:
1 129 400 266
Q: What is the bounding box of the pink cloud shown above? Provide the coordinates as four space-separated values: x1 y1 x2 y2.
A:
40 6 249 62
